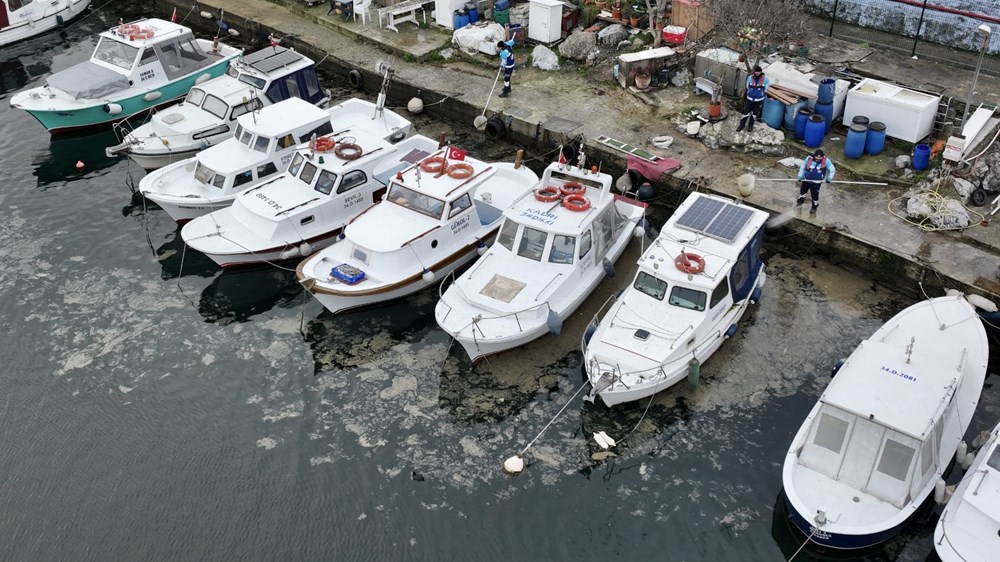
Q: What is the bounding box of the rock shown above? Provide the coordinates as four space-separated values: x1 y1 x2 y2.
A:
895 154 911 168
531 45 559 71
558 31 597 61
616 39 632 49
951 176 976 198
670 68 691 87
598 23 629 46
698 117 786 156
778 157 803 168
905 189 972 230
981 146 1000 190
438 48 453 60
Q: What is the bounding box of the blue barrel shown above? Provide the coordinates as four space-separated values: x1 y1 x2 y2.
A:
844 124 867 159
913 143 931 171
466 2 478 22
813 101 834 133
804 114 825 148
852 115 869 128
865 121 886 155
784 100 805 130
794 107 814 140
818 78 836 104
762 98 785 129
494 0 509 10
453 9 469 29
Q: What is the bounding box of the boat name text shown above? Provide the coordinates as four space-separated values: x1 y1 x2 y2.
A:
520 208 557 226
139 70 155 82
880 365 916 382
343 191 364 208
255 192 282 211
451 215 471 234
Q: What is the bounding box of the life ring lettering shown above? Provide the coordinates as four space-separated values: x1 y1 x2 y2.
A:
674 252 705 274
534 187 561 202
447 162 474 179
562 194 591 212
335 142 363 160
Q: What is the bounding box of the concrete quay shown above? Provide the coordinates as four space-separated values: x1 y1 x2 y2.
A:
156 0 1000 302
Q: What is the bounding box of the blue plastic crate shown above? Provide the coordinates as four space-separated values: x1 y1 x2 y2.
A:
330 263 365 285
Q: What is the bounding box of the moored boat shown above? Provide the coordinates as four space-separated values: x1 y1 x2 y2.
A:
10 18 241 134
0 0 90 48
782 295 988 549
582 192 768 407
435 160 646 362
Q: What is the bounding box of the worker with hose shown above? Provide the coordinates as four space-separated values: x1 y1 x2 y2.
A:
497 26 516 98
736 65 769 133
797 149 836 214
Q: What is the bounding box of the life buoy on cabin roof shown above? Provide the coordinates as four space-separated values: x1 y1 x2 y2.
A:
419 156 446 174
674 252 705 274
310 137 334 152
447 163 474 179
534 187 561 202
562 194 591 212
559 181 585 196
335 142 363 160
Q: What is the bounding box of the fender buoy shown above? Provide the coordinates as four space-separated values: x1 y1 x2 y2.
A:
674 252 705 274
348 69 363 90
562 194 591 211
484 116 506 140
447 162 474 179
559 181 585 196
419 156 447 173
534 187 561 202
310 137 334 152
335 142 363 160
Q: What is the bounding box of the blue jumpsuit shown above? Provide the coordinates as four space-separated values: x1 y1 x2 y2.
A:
797 155 836 210
499 39 515 97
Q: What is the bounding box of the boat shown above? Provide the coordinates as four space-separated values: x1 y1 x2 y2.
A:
138 96 411 223
9 17 241 134
0 0 90 48
181 130 437 268
435 160 647 362
106 45 330 169
782 295 988 549
934 418 1000 561
581 192 768 407
295 148 540 315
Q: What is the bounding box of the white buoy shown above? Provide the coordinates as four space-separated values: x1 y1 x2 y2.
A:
934 478 946 504
195 73 211 85
279 247 301 260
944 484 956 503
407 96 424 114
973 430 992 449
737 173 755 197
422 269 435 283
200 10 213 18
299 241 313 256
503 455 524 475
957 440 968 460
961 451 975 470
102 103 123 115
227 28 240 37
143 91 162 102
593 431 617 450
686 121 700 136
967 294 998 312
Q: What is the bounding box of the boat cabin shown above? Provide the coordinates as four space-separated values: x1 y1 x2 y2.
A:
223 46 326 107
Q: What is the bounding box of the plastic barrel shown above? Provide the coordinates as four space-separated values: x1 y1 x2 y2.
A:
762 98 785 129
804 114 825 148
818 78 836 104
844 124 867 159
865 121 886 155
494 0 509 11
784 100 805 130
912 143 931 171
794 107 814 140
455 9 470 29
493 7 509 24
813 100 834 133
851 115 869 128
466 2 478 22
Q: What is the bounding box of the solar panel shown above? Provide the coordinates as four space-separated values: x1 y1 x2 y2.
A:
706 204 755 243
674 194 754 243
244 46 305 74
675 196 725 232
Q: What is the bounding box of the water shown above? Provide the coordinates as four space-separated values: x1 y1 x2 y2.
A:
2 8 998 561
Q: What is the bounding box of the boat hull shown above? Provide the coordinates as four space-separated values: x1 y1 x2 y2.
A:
784 495 906 550
191 228 342 269
117 144 201 170
141 193 234 224
0 0 90 48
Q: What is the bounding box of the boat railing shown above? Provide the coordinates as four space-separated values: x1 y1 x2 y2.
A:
534 272 563 301
464 301 551 337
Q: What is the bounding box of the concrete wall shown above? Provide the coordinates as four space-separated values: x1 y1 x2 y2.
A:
804 0 1000 54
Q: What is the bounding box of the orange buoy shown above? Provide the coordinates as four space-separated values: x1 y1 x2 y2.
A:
447 162 474 179
534 187 561 202
562 194 591 211
674 252 705 274
310 137 335 152
75 160 85 170
419 156 447 173
559 181 586 196
334 142 363 160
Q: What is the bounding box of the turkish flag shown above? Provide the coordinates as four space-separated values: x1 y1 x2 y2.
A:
447 146 466 161
170 7 177 22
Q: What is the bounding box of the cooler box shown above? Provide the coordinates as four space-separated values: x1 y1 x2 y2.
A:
662 25 686 45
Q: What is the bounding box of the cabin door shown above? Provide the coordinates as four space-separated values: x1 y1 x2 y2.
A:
0 2 10 29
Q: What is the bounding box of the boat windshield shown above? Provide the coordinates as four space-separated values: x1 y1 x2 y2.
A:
314 170 339 195
298 161 319 186
549 234 575 264
93 37 139 71
989 445 1000 471
633 271 667 300
387 184 444 219
497 219 518 251
194 162 226 189
200 94 228 120
517 226 548 262
225 65 266 89
185 88 206 107
288 153 305 176
669 286 707 311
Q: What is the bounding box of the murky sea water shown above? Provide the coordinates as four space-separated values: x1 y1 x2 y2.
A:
1 8 998 561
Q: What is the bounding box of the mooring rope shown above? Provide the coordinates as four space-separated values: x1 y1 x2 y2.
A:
517 381 589 457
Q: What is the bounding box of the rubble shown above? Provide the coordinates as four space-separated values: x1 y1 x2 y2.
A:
669 68 691 87
698 118 786 156
903 180 973 230
531 45 559 71
895 155 911 168
558 31 597 61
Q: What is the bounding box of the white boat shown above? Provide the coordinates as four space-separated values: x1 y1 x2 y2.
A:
934 418 1000 561
139 97 412 223
581 192 768 407
10 18 241 134
181 131 437 268
295 149 540 314
782 295 988 550
0 0 89 48
106 45 330 169
435 161 647 362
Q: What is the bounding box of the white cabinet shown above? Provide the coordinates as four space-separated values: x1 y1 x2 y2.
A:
529 0 562 43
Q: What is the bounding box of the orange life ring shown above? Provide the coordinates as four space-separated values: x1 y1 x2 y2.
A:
310 137 335 152
447 162 474 179
130 29 155 40
121 23 140 35
562 194 591 211
559 181 586 196
534 187 561 202
335 142 363 160
674 252 705 274
420 156 447 173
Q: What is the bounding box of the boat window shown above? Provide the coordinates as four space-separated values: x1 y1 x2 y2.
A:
212 174 226 189
194 162 214 184
233 123 244 141
253 135 271 153
284 75 302 99
814 413 850 454
352 245 370 265
288 153 305 176
730 249 750 294
876 439 916 481
138 48 158 67
988 447 1000 471
338 170 366 194
633 271 667 300
177 39 207 64
93 37 139 71
669 286 707 311
192 124 230 141
387 185 445 219
579 230 592 259
185 88 206 107
226 65 239 79
233 170 253 188
302 68 323 100
201 95 228 120
920 438 934 476
157 44 181 74
256 162 278 179
277 134 297 149
239 73 266 90
239 128 253 147
230 98 263 121
497 219 517 251
710 280 729 308
8 0 32 9
549 235 575 264
448 194 472 218
265 82 284 103
517 227 548 262
299 162 319 186
304 121 334 140
315 170 338 195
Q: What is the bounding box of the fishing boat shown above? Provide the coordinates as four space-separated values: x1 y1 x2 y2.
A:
581 192 768 407
782 295 988 549
0 0 90 48
181 131 437 268
934 418 1000 561
106 45 330 169
435 161 647 362
9 17 240 134
295 148 540 314
138 96 411 223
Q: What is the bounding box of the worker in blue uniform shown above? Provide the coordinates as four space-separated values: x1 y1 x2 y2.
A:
736 65 769 133
797 149 836 214
497 27 515 98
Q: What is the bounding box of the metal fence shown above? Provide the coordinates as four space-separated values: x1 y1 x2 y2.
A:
804 0 1000 77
